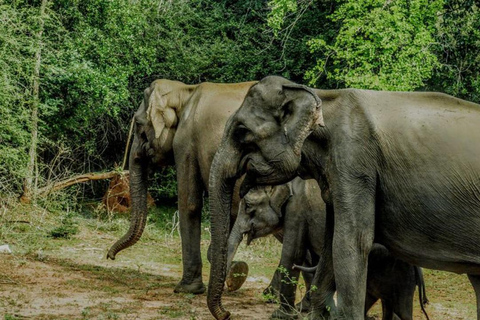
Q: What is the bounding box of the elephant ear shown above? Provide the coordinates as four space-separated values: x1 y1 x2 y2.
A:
282 83 324 126
146 84 179 149
280 83 324 155
268 182 293 216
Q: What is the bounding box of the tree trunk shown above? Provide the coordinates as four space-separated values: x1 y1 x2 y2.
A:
21 0 48 203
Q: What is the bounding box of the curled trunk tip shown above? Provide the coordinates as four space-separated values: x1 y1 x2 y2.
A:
209 307 230 320
106 213 147 259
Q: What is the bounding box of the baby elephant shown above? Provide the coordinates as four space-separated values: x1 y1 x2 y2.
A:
227 177 429 320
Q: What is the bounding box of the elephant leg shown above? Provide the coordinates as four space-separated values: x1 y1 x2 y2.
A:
270 228 306 319
329 170 375 319
310 205 336 320
264 265 282 302
381 300 395 320
173 160 205 294
334 229 372 319
391 286 414 320
263 232 285 302
296 250 318 312
468 274 480 320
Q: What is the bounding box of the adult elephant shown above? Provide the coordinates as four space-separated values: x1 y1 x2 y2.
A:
207 75 480 319
107 79 256 294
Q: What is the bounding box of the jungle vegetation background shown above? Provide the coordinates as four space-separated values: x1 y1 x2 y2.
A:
1 0 479 211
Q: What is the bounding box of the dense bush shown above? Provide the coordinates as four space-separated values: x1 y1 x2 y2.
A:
0 0 318 201
1 0 479 204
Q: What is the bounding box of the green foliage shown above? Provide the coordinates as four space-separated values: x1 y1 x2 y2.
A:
306 0 443 90
0 2 38 195
267 0 298 34
426 1 480 101
2 0 480 206
263 265 320 319
149 167 177 200
1 0 320 201
148 204 178 231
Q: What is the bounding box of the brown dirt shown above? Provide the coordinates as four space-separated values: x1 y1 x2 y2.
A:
0 217 477 320
0 252 278 319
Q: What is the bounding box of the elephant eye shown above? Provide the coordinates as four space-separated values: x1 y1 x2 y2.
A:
237 124 249 133
279 103 293 123
235 124 254 144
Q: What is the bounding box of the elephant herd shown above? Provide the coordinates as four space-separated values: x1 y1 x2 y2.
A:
107 76 480 319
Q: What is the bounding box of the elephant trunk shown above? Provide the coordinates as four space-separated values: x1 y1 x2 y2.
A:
208 127 243 320
107 135 149 260
226 206 246 271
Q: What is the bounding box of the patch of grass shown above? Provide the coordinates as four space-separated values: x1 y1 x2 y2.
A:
81 308 91 319
89 218 128 233
48 221 78 239
160 306 185 318
148 204 179 230
233 236 282 276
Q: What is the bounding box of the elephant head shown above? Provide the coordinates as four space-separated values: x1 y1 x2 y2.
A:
227 183 292 272
208 76 324 319
107 79 197 260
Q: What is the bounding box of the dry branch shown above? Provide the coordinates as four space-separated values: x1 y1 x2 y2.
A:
20 170 128 203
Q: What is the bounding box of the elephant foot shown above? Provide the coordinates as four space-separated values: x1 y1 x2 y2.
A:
226 261 249 292
173 279 205 294
270 307 298 320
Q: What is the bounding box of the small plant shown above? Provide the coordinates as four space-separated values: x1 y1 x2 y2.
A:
81 307 91 319
264 265 323 320
48 212 79 239
149 167 178 200
262 290 279 304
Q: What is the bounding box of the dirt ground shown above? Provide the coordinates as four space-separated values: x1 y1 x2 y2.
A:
0 214 477 320
0 253 279 319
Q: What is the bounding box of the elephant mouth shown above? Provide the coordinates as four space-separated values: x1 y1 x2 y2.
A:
239 154 275 178
245 226 278 246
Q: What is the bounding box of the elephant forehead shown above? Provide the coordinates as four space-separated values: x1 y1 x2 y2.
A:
236 104 278 132
244 188 269 204
254 85 284 108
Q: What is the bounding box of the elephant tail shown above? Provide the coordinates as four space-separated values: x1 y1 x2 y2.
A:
292 263 316 273
414 266 430 320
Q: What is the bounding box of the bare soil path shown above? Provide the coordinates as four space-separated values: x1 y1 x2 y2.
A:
0 208 476 319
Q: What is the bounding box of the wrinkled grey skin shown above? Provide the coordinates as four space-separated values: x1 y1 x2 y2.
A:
228 177 428 320
208 75 480 319
107 79 255 294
